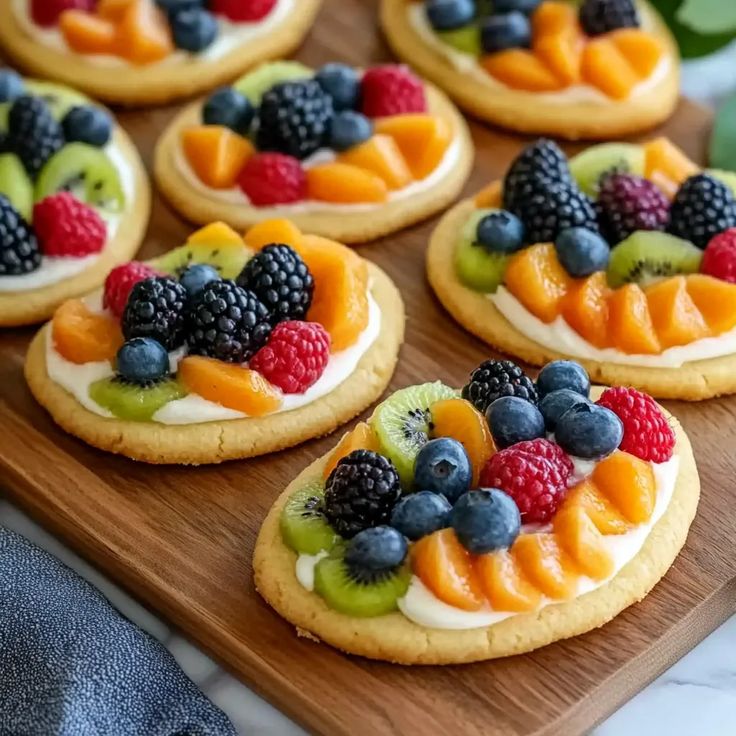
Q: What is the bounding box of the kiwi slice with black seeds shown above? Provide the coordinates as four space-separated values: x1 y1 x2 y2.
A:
569 143 645 199
0 153 33 220
89 377 187 422
232 61 312 106
455 208 511 293
150 240 253 280
280 480 340 555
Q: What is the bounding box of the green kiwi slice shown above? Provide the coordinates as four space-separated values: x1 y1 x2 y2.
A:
0 153 33 220
313 549 411 617
35 143 125 212
455 208 511 293
150 241 253 280
370 382 458 488
607 231 703 288
280 480 340 555
569 143 645 198
89 377 187 422
437 25 481 55
232 61 313 106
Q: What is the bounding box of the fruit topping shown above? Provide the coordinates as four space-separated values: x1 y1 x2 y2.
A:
345 526 408 582
610 28 664 78
186 279 272 362
89 376 186 421
170 7 218 52
202 88 254 137
561 478 630 535
315 63 361 111
323 422 381 481
7 96 64 178
59 11 117 55
179 264 220 297
504 139 571 210
182 125 254 190
454 208 512 293
607 282 661 354
328 111 374 153
578 0 639 36
249 320 330 394
537 359 591 398
238 153 306 206
532 2 584 86
114 0 175 65
390 491 452 542
481 49 564 93
461 358 538 414
0 154 33 221
244 218 302 252
554 226 610 278
306 162 388 204
486 396 545 449
426 0 475 31
476 209 525 254
413 437 472 504
581 37 639 100
115 336 169 385
561 270 611 348
511 533 577 599
360 65 427 118
596 386 675 463
280 480 339 555
451 489 521 554
122 276 186 350
0 195 40 276
52 298 123 364
552 506 614 580
591 450 655 524
569 142 645 198
685 274 736 334
643 138 698 198
481 11 532 54
554 402 623 460
337 135 412 191
61 105 112 148
539 388 591 432
233 61 312 106
211 0 277 22
33 192 106 257
178 355 282 415
323 450 402 538
31 0 95 27
701 228 736 283
0 70 24 104
475 549 541 613
645 275 710 349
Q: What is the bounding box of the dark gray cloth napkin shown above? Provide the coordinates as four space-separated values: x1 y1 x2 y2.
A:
0 527 237 736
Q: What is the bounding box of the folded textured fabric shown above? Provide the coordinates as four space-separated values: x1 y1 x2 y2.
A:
0 527 237 736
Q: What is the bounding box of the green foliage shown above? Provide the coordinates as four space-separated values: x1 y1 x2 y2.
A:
650 0 736 58
709 93 736 171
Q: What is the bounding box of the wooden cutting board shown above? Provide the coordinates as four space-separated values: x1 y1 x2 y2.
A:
1 2 734 735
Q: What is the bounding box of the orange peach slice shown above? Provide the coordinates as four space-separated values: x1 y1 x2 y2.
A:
52 299 123 365
475 549 542 612
512 533 578 600
337 135 412 190
645 275 711 349
592 451 656 524
607 283 661 355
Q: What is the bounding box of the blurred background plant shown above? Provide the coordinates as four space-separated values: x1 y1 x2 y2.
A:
650 0 736 57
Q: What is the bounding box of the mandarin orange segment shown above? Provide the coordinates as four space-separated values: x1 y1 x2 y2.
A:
512 533 578 600
243 218 303 252
178 356 282 416
504 242 572 323
561 271 612 349
411 529 485 611
607 283 661 355
306 163 388 204
52 299 123 365
686 274 736 334
475 549 542 612
562 479 631 535
610 29 665 78
187 221 243 247
322 422 380 480
474 180 502 208
481 49 566 92
532 1 578 36
645 275 711 348
553 506 615 581
581 39 639 99
115 0 174 64
374 114 450 179
430 398 495 486
643 138 699 198
337 135 413 190
592 451 656 524
534 28 584 86
59 11 118 54
97 0 136 21
181 126 254 190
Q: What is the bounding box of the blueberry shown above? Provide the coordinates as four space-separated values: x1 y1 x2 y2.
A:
0 70 25 103
539 388 590 431
481 11 531 54
345 526 408 574
61 105 112 148
315 63 360 111
155 0 204 14
179 264 220 297
536 360 590 398
451 489 521 554
486 395 545 449
390 491 452 541
116 338 169 384
476 210 525 253
413 438 472 504
426 0 476 31
555 402 623 459
492 0 541 14
555 227 610 278
203 87 254 136
170 8 218 52
328 111 373 152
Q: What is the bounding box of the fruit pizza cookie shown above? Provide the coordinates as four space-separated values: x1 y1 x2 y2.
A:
427 138 736 400
154 61 473 243
0 0 322 106
254 358 698 663
0 70 149 327
25 218 404 463
381 0 679 139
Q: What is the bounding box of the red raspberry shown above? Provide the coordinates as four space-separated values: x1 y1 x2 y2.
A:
701 228 736 283
596 387 675 463
103 261 162 319
238 153 306 206
211 0 277 21
33 193 106 258
479 439 573 524
250 321 331 394
360 65 427 118
31 0 95 27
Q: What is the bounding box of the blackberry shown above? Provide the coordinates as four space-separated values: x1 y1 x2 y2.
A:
324 450 402 539
256 79 334 160
0 195 40 276
122 277 187 350
236 244 314 324
510 175 599 243
461 359 538 414
579 0 639 35
597 173 670 244
503 138 571 212
187 279 272 362
668 174 736 249
7 95 64 178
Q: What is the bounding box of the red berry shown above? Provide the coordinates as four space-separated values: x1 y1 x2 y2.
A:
31 0 95 26
33 193 106 258
479 439 573 524
701 228 736 283
238 153 306 206
103 261 162 319
360 65 427 118
596 387 675 463
210 0 277 21
250 321 331 394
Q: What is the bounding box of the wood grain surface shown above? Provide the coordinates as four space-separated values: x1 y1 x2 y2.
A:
1 2 735 735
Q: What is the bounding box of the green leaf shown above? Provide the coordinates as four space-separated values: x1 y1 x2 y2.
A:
676 0 736 35
709 93 736 171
